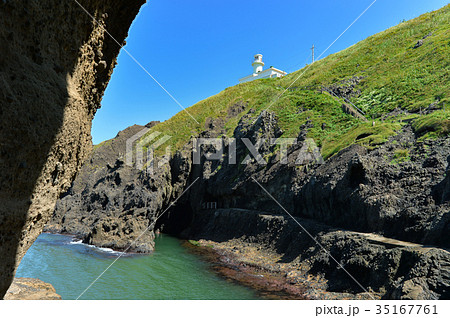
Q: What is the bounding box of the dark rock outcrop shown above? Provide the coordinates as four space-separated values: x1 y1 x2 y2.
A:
188 114 449 249
432 156 450 204
323 76 364 100
47 106 449 299
0 0 145 298
46 125 192 252
186 208 450 300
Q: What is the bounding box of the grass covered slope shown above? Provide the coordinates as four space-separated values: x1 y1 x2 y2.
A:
135 5 449 159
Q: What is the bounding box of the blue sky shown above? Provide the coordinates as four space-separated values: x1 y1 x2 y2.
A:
92 0 449 144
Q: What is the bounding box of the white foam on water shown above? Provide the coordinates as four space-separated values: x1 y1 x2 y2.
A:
69 239 123 255
98 247 117 253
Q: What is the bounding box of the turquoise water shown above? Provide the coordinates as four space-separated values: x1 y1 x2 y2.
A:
16 233 260 300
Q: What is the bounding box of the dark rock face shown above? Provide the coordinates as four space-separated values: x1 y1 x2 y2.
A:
433 156 450 204
323 76 364 100
0 0 145 298
186 208 450 300
297 138 450 245
183 113 448 299
190 115 449 250
46 125 193 252
47 105 449 299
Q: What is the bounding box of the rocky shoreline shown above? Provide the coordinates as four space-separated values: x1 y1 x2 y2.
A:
184 239 309 300
183 208 450 300
184 239 376 300
5 278 61 300
45 115 450 299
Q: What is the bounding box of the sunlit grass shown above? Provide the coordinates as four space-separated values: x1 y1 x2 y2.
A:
99 5 449 159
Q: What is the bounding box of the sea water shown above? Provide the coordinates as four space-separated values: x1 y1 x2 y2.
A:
16 233 260 300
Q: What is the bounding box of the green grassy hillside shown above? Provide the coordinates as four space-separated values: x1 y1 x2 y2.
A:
133 5 449 159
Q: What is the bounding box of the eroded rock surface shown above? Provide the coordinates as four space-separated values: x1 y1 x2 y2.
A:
186 208 450 300
5 278 61 300
46 124 191 252
47 106 449 299
0 0 145 298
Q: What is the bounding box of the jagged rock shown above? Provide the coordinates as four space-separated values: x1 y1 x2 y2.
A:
323 76 364 100
185 208 450 299
413 40 424 49
46 125 192 252
0 0 145 298
145 121 160 128
5 278 61 300
227 101 247 118
46 107 449 299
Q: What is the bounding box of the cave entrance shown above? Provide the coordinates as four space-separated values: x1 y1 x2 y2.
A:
155 201 194 236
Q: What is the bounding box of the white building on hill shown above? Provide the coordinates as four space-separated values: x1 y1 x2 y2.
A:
239 54 287 84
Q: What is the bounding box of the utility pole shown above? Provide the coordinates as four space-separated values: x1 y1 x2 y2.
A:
311 44 315 63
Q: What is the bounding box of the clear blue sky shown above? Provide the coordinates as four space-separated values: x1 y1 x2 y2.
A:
92 0 448 144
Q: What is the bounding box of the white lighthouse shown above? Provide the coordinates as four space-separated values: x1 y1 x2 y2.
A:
252 54 264 74
239 54 287 84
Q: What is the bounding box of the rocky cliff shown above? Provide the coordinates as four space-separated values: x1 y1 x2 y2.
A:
47 108 450 299
46 122 191 253
0 0 145 298
3 1 449 300
43 5 450 291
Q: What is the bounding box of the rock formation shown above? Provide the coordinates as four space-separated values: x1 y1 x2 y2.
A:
5 278 61 300
2 1 448 300
187 208 450 300
47 107 450 299
0 0 145 298
46 123 191 252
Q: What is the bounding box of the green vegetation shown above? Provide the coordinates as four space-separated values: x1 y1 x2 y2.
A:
392 148 411 164
283 5 450 116
412 109 450 140
97 5 449 159
188 240 201 247
321 122 401 159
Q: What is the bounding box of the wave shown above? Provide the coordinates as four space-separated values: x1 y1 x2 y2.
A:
69 239 123 255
